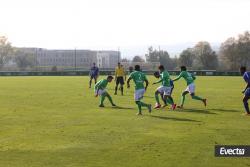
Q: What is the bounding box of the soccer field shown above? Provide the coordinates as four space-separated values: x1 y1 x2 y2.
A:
0 76 250 167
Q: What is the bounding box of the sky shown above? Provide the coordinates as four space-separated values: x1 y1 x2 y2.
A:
0 0 250 58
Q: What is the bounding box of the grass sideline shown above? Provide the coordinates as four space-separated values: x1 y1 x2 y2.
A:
0 76 250 167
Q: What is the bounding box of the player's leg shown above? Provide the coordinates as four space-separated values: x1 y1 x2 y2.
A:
190 93 206 103
135 101 142 115
99 95 105 107
164 95 173 104
114 77 119 95
187 83 207 107
120 85 124 95
189 83 206 106
178 91 189 108
154 90 161 109
135 89 151 114
105 92 116 106
243 89 250 115
120 78 124 95
135 90 143 115
243 96 250 114
139 100 152 113
164 87 176 110
98 90 106 107
89 76 93 88
94 76 97 84
160 93 167 107
178 85 192 108
168 86 176 109
165 95 176 110
138 98 152 114
154 86 164 109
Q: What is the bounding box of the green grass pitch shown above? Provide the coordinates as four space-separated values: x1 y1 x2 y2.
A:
0 76 250 167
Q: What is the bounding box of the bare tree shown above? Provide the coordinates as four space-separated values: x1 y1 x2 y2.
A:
14 49 36 70
132 55 145 62
193 41 218 70
179 48 195 68
219 31 250 70
0 36 13 69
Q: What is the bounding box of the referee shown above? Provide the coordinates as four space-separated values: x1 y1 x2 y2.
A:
114 62 126 95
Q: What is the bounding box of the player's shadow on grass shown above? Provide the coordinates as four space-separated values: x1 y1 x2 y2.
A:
115 94 133 97
208 108 240 112
105 106 134 110
180 108 217 115
149 115 202 122
143 95 155 99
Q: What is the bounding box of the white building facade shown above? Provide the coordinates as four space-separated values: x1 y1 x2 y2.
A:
96 51 120 68
17 48 120 70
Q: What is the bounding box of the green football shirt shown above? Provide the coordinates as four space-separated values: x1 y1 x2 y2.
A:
155 71 171 87
129 71 147 90
94 79 108 91
173 71 196 85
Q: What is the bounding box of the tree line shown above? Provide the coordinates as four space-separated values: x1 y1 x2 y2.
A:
1 31 250 71
0 36 36 70
123 31 250 71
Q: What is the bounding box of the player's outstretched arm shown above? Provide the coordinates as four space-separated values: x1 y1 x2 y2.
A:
242 83 250 93
153 79 162 85
127 77 132 88
173 72 183 82
145 79 149 91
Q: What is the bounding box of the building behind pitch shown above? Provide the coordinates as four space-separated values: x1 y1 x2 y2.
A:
18 48 120 70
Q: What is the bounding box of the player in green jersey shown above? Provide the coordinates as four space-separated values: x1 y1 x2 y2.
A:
127 65 152 115
153 65 176 110
154 71 175 108
94 76 116 107
173 66 207 109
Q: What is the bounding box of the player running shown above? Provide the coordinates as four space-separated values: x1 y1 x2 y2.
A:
127 65 152 115
114 63 126 95
89 63 99 88
154 71 168 106
240 66 250 115
94 76 116 107
154 71 175 108
173 66 206 109
153 65 176 110
159 82 174 107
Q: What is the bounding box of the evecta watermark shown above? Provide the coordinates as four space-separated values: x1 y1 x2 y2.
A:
215 145 250 157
